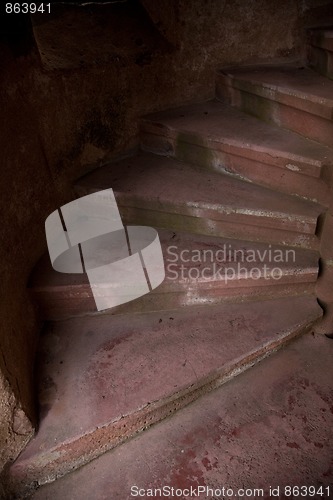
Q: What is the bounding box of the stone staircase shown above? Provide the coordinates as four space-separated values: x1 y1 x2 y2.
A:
8 28 333 498
308 28 333 80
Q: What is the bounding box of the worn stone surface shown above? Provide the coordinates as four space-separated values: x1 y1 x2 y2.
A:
30 230 319 320
216 65 333 146
75 152 323 249
8 296 321 496
1 0 332 485
29 330 333 500
140 100 333 204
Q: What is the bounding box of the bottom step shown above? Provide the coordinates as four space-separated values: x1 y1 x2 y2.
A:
9 296 322 496
30 331 333 500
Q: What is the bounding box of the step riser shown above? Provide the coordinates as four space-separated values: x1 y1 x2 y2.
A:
31 280 317 321
308 45 333 80
118 205 319 250
141 130 330 206
74 187 319 249
9 315 318 495
216 78 333 147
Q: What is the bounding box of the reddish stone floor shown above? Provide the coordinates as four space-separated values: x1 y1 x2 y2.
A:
31 331 333 499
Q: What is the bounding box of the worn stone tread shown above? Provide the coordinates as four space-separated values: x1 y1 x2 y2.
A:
30 331 333 500
141 99 332 178
29 229 319 320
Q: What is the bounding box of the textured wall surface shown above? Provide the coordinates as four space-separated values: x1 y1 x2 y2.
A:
0 0 332 480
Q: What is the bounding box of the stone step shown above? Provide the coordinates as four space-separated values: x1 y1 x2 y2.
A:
27 332 333 500
75 153 323 249
308 29 333 80
216 64 333 147
29 229 319 320
140 100 332 205
32 328 333 500
8 296 322 495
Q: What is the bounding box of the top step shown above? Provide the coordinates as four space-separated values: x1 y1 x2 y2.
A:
216 64 333 147
9 295 322 494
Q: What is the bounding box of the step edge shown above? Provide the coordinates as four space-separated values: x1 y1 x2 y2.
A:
73 185 321 234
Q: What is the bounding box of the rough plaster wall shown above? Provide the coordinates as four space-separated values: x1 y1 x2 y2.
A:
0 0 331 480
0 46 73 476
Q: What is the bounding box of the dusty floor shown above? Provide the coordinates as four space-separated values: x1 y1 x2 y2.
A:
30 331 333 499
